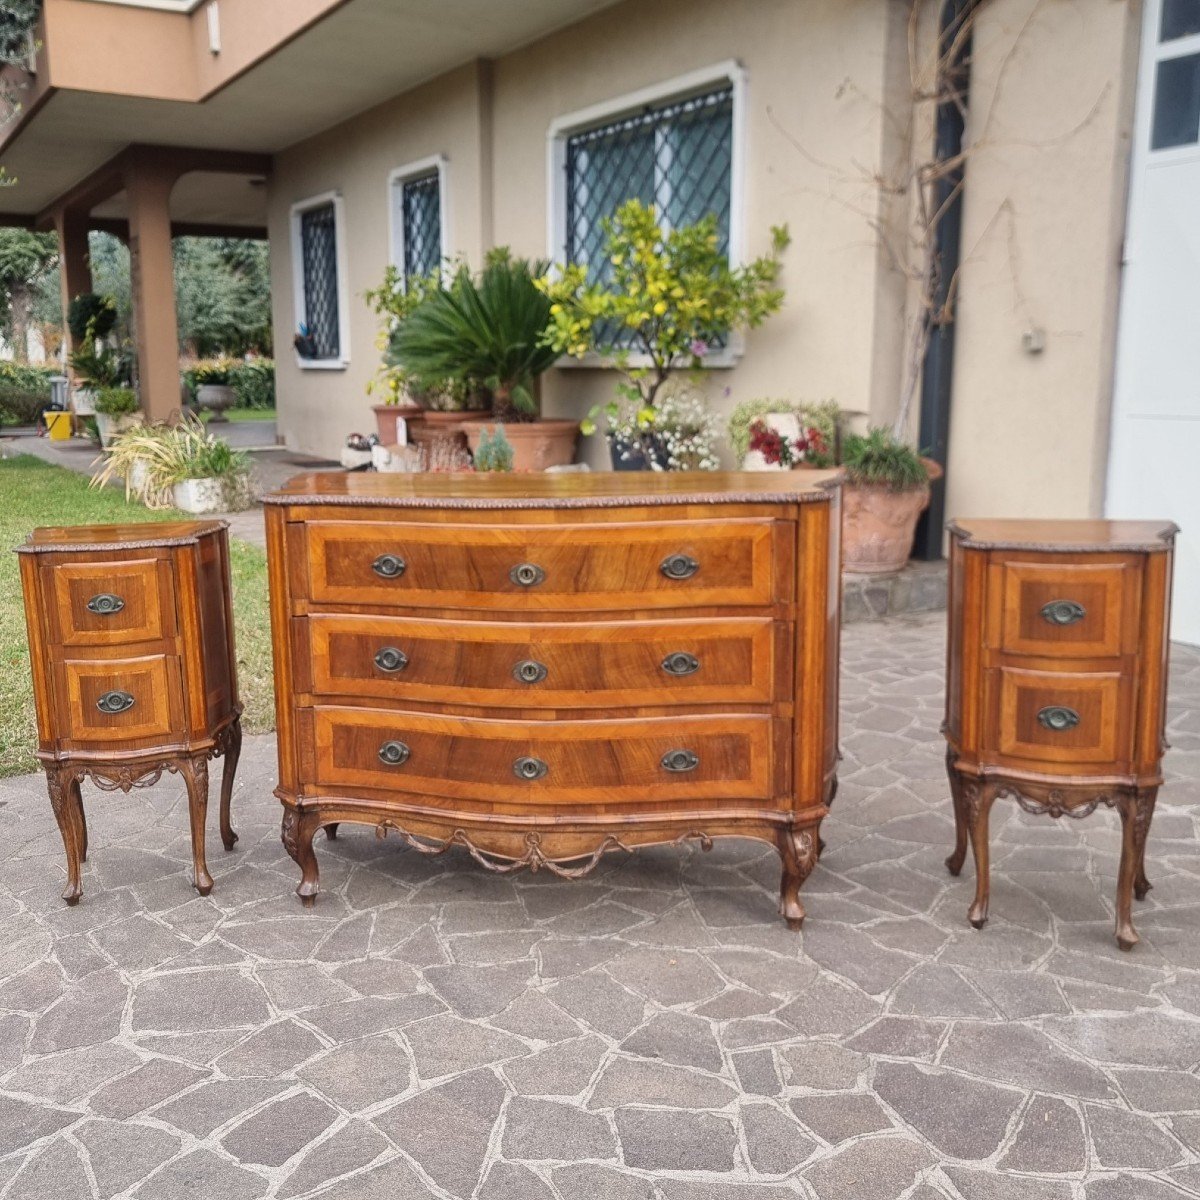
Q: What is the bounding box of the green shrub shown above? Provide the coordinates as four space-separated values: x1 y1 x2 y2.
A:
231 359 274 410
94 387 139 416
0 363 56 426
67 293 118 343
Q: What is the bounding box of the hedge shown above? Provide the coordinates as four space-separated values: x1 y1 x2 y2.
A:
0 363 58 426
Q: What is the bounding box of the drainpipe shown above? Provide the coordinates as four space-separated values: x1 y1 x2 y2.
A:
912 0 975 561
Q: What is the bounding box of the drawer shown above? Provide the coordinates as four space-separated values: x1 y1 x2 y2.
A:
990 666 1129 766
301 519 785 612
57 654 183 745
993 559 1137 659
300 614 781 708
44 557 175 647
308 707 776 806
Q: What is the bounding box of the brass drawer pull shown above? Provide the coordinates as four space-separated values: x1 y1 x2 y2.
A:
371 554 406 579
1037 706 1080 732
510 563 546 587
513 660 548 684
513 756 549 780
86 593 125 616
660 553 699 580
378 740 411 766
661 652 700 677
96 690 135 714
374 646 409 673
1041 599 1086 626
661 749 699 772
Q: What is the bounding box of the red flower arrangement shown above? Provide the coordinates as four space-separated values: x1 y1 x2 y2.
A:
748 418 827 468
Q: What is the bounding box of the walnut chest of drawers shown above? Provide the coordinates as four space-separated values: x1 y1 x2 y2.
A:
943 518 1177 949
17 520 242 902
264 470 842 927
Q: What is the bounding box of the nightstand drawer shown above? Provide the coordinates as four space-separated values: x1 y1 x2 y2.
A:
308 707 777 806
44 557 175 648
301 518 785 612
990 666 1129 766
993 559 1138 659
58 654 183 745
299 613 781 708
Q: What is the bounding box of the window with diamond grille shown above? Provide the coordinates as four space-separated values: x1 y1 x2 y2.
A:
299 203 340 360
400 171 442 283
564 84 734 277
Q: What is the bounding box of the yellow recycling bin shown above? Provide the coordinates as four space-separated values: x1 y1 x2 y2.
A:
45 411 72 440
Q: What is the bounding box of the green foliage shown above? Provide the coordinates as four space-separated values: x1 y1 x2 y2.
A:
173 237 272 357
840 427 929 491
0 228 56 362
727 398 840 466
472 425 514 472
66 292 116 343
0 361 55 424
69 339 131 389
230 358 274 410
538 199 789 417
388 250 557 422
0 0 39 65
189 358 237 387
93 387 138 416
176 435 249 482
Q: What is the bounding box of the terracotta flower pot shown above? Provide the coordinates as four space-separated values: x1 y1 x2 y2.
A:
372 402 425 445
841 458 943 575
462 418 579 472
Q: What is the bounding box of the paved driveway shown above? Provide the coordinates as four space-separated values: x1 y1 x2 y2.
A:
1 614 1198 1199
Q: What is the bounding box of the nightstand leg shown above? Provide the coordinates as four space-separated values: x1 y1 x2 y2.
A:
219 718 241 852
282 809 320 906
1134 785 1157 902
967 785 994 929
78 797 88 864
946 754 969 877
46 766 84 905
1116 789 1154 951
777 826 818 931
325 823 340 840
181 757 214 896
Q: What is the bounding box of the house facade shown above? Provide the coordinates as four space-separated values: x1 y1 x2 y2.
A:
0 0 1196 644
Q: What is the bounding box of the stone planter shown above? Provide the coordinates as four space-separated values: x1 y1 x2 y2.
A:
71 387 96 416
196 384 236 423
95 412 142 449
173 477 226 514
841 458 943 575
462 418 578 472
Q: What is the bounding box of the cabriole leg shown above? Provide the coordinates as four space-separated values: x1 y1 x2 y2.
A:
777 826 818 931
325 823 340 840
967 785 994 929
1116 790 1154 951
282 809 320 906
47 766 84 905
219 718 241 852
945 753 969 877
1133 786 1157 903
181 757 214 896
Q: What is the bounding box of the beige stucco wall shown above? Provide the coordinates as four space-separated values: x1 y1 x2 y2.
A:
268 0 911 461
944 0 1141 524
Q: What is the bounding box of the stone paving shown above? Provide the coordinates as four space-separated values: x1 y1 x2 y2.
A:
1 613 1199 1199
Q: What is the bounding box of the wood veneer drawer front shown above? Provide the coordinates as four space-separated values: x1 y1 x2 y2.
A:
43 557 174 647
994 559 1137 659
309 708 776 805
58 654 182 744
300 614 780 708
301 519 784 611
990 666 1128 766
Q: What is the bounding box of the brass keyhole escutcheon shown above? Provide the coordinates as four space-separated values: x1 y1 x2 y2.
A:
661 652 700 677
371 554 406 579
513 660 548 684
510 563 546 587
661 749 699 772
1040 599 1086 626
374 646 409 673
378 740 411 766
513 756 548 780
1037 706 1080 732
660 554 699 580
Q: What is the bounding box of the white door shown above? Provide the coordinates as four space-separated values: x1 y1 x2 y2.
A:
1108 0 1200 646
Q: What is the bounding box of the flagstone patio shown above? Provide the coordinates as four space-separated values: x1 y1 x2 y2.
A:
1 612 1199 1199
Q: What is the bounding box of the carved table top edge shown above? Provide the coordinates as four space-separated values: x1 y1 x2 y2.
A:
946 518 1179 553
16 519 230 554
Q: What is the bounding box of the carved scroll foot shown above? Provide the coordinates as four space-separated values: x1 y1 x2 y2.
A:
181 757 214 896
282 809 320 906
1116 789 1155 951
945 752 969 877
966 784 994 930
777 827 818 932
325 823 340 841
47 766 84 905
219 718 241 852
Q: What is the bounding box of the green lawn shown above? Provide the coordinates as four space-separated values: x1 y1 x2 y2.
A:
202 407 276 424
0 455 274 778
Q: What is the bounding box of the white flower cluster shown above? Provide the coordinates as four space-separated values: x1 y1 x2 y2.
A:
654 386 720 472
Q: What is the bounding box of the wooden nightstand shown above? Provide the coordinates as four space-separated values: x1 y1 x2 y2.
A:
17 521 242 903
944 519 1177 950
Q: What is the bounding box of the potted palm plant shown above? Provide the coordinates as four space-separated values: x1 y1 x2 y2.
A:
93 387 141 448
67 293 120 416
388 249 575 471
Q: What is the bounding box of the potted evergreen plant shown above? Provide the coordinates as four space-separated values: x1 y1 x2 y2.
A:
389 249 575 470
538 199 789 469
93 387 141 448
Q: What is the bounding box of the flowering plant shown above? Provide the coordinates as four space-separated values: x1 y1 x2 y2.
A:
536 199 789 433
748 418 829 468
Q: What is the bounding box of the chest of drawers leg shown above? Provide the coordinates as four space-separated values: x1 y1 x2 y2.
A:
266 472 842 927
18 521 243 902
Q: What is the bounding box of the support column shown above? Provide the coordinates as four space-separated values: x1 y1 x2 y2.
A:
53 208 92 359
126 166 181 424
